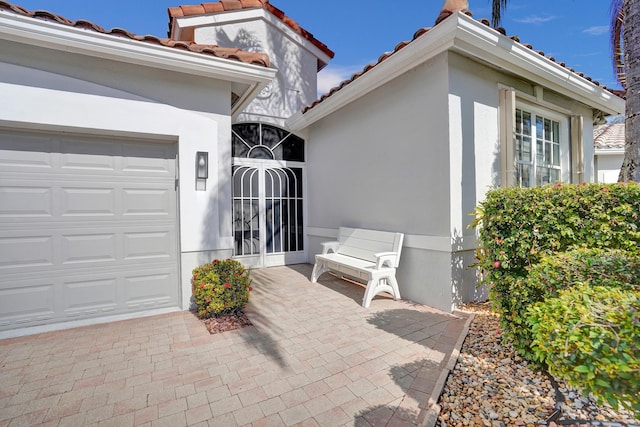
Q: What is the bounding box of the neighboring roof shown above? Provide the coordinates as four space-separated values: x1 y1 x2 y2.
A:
168 1 334 61
302 15 624 114
0 1 270 67
594 123 625 151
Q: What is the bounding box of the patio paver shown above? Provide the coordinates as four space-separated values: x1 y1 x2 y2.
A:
0 264 469 426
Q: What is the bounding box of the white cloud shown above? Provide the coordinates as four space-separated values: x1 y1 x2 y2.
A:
514 15 558 24
573 52 603 57
316 64 367 97
583 26 609 36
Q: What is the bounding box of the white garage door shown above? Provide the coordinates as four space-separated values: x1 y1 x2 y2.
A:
0 129 180 332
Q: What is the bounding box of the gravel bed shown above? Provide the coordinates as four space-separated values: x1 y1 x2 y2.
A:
437 303 639 427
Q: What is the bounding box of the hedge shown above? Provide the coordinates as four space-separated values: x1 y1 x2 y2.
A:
500 248 639 361
527 284 640 415
471 183 640 358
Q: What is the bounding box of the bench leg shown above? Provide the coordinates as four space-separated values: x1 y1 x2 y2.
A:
310 262 327 283
362 278 378 308
388 275 401 301
362 273 401 308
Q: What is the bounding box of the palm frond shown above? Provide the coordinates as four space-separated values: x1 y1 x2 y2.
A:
491 0 508 27
611 0 625 88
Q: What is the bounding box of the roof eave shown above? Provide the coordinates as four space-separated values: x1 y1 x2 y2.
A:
595 148 625 155
0 10 277 88
452 14 625 116
289 12 624 130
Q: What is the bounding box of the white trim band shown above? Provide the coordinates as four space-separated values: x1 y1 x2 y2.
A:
307 227 478 253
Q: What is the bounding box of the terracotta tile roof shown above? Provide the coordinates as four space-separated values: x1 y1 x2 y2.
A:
303 14 625 114
0 1 270 67
168 0 334 60
594 123 625 150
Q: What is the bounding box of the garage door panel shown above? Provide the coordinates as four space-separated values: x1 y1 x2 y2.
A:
64 278 118 316
0 132 54 169
125 273 175 309
0 282 55 327
0 182 175 222
2 181 174 220
122 142 175 174
124 231 174 260
0 235 54 269
62 188 116 216
0 263 178 328
1 225 176 272
0 186 53 217
62 233 117 265
122 188 173 216
61 139 119 171
0 129 180 332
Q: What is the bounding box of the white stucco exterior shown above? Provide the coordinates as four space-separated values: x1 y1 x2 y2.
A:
593 124 625 183
290 13 625 312
0 10 275 334
0 5 628 334
596 151 625 183
174 8 331 129
303 53 458 310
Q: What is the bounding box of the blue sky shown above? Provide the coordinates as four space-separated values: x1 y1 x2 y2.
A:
11 0 620 95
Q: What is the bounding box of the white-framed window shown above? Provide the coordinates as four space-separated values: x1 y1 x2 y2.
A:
514 104 570 187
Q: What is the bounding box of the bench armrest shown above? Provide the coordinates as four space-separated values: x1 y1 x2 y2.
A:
375 252 398 269
321 241 340 255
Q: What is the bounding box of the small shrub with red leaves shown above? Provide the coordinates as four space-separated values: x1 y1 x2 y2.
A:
192 259 252 318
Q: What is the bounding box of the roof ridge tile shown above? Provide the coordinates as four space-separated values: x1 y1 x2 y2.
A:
73 19 106 32
201 3 224 13
219 0 243 11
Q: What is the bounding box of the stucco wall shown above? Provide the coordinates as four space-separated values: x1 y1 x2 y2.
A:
307 54 451 235
447 52 596 186
195 19 319 128
304 50 598 312
0 44 238 310
445 51 595 304
305 53 459 310
595 153 625 183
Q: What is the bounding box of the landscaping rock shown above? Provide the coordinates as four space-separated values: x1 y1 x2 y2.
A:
436 302 639 426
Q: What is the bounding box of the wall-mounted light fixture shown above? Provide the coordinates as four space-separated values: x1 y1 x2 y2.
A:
196 151 208 180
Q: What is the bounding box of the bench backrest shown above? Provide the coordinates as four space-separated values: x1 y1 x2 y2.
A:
337 227 404 267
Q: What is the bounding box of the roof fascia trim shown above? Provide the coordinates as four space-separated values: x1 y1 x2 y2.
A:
452 14 625 115
0 11 277 86
595 148 625 155
289 12 624 130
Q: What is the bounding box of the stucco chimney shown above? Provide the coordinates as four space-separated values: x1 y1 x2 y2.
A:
435 0 470 25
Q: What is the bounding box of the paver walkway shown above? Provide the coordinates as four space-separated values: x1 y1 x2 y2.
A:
0 264 469 427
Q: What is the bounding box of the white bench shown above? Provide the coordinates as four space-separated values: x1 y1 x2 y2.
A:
310 227 404 308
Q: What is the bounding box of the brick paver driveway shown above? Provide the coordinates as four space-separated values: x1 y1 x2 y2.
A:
0 264 470 427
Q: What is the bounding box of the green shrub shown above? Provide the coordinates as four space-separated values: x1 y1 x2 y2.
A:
499 248 640 361
192 259 252 318
472 182 640 274
471 183 640 359
527 284 640 415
